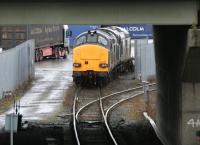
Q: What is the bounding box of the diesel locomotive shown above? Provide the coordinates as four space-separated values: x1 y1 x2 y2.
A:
72 26 134 86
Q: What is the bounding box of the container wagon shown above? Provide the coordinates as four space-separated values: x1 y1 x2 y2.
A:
0 24 70 62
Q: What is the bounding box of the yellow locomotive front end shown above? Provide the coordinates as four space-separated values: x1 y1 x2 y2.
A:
73 44 109 72
72 27 133 86
73 43 109 85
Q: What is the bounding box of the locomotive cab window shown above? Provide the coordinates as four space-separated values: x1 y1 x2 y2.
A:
87 34 97 43
76 35 86 45
98 36 108 46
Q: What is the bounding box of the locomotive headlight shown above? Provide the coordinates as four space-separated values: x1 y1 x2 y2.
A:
73 63 81 67
99 63 108 68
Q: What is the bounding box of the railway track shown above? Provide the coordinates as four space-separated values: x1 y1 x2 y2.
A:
72 87 116 145
72 83 157 145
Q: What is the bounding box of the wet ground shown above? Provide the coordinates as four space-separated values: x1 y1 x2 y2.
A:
0 55 73 128
0 54 162 145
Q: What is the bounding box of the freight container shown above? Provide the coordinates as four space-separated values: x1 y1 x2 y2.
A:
0 24 70 62
0 25 27 49
28 25 63 48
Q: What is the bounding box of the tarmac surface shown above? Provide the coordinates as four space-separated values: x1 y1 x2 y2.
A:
0 55 73 129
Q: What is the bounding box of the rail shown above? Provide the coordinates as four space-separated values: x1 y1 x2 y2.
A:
105 91 144 119
143 112 168 145
76 82 156 120
99 88 118 145
72 87 81 145
102 85 167 145
76 85 143 120
73 83 158 145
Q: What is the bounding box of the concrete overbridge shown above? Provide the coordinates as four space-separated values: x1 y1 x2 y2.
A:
0 1 199 145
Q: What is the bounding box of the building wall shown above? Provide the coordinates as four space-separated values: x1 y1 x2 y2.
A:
0 40 35 99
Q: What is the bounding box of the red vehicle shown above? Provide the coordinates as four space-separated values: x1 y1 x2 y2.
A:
0 24 70 62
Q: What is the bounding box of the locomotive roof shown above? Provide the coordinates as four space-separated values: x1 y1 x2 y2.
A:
111 26 129 35
76 29 114 41
99 27 119 38
75 26 130 43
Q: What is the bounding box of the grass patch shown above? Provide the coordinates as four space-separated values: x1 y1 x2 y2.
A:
0 81 32 114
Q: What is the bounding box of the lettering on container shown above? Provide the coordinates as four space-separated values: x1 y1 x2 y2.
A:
30 25 60 35
123 26 145 32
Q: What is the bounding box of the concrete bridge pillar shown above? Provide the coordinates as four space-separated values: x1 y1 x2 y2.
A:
181 28 200 145
153 25 189 145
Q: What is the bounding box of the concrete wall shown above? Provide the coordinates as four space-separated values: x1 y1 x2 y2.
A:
182 83 200 145
0 2 198 24
0 40 35 99
181 28 200 145
134 39 156 81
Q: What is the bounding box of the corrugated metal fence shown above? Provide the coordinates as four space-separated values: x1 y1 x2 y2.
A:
134 39 156 81
0 40 35 99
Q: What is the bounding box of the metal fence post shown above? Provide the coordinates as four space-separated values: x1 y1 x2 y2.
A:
10 113 13 145
143 81 149 111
